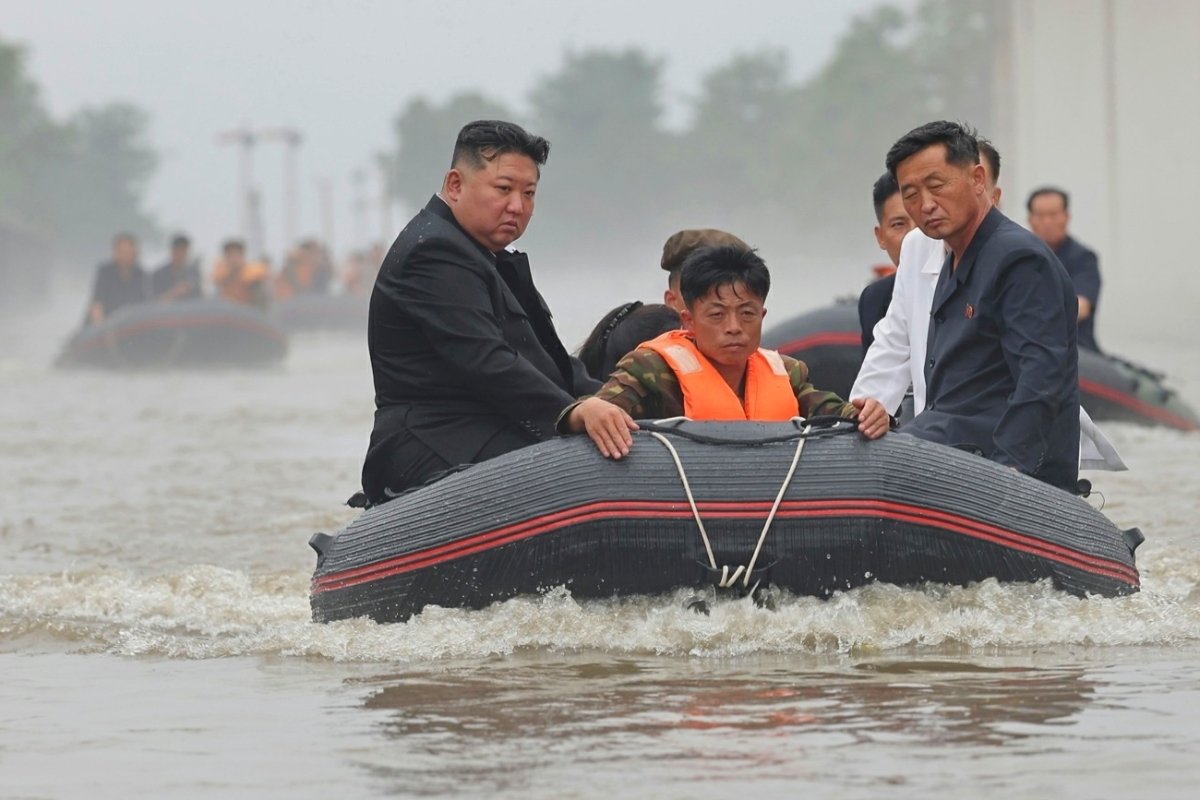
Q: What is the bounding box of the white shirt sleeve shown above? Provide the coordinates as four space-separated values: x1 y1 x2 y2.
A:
850 230 920 410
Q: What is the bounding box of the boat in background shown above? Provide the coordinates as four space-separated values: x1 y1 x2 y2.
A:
56 298 288 369
762 301 1200 432
272 293 368 334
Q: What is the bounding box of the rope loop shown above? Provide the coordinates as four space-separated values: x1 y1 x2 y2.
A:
649 424 810 590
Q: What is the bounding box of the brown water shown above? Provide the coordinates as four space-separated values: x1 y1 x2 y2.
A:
3 291 1200 799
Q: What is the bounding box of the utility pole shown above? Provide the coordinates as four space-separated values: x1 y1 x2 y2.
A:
350 168 369 253
260 127 303 254
215 125 259 252
317 177 335 257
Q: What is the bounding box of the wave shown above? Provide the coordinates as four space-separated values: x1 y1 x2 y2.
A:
3 546 1198 662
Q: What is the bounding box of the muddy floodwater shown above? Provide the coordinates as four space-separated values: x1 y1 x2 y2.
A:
3 291 1199 799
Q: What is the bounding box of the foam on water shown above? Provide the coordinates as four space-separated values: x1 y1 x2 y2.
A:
4 540 1198 662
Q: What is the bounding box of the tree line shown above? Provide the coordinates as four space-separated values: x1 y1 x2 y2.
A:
389 0 998 263
0 38 158 265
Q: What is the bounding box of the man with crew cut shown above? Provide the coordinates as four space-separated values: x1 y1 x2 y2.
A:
361 120 598 504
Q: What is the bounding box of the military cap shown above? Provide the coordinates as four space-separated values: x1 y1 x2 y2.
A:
660 229 750 272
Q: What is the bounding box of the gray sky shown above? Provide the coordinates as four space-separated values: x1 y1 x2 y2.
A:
2 0 902 261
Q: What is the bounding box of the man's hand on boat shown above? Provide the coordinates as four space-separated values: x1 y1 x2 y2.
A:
565 398 640 459
852 397 890 439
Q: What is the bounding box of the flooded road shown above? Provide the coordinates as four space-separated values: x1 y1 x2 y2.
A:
2 291 1199 798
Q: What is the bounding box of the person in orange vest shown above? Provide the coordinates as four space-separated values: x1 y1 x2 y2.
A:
212 239 270 309
560 245 890 458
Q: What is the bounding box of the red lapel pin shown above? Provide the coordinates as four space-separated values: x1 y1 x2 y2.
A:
964 303 975 319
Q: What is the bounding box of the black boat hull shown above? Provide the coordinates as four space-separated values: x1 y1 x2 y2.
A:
56 298 288 369
763 303 1199 431
310 422 1141 624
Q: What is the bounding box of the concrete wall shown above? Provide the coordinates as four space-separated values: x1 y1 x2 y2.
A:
998 0 1200 345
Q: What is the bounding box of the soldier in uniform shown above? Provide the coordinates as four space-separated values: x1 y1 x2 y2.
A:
560 245 890 458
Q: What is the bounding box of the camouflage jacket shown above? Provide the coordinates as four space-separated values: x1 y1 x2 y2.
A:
557 346 856 428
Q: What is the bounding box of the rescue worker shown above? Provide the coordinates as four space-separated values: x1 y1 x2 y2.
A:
86 232 148 325
561 245 890 458
212 239 270 309
151 233 202 302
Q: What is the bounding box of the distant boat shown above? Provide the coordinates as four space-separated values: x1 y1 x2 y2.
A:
309 420 1142 624
56 298 288 369
272 293 368 334
762 301 1200 432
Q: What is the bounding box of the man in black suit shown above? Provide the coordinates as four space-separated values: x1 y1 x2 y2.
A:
1027 186 1103 352
361 119 600 504
857 171 914 355
887 121 1080 492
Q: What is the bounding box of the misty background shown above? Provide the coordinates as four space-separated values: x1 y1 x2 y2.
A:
2 0 1196 346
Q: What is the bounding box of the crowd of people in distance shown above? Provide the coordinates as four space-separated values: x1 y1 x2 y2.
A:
83 232 384 326
358 118 1112 509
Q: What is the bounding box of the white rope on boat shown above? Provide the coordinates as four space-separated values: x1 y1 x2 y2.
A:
649 424 810 590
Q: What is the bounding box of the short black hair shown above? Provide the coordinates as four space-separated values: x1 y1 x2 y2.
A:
1026 186 1069 213
886 120 980 179
451 120 550 171
170 233 190 249
222 239 246 254
872 172 900 222
977 138 1001 184
577 302 680 379
679 245 770 307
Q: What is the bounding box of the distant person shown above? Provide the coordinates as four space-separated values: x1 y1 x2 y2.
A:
1027 187 1102 352
852 138 1001 414
561 245 890 459
577 301 680 380
660 228 748 313
212 239 270 309
886 120 1080 491
857 171 916 354
276 239 332 299
343 242 384 296
150 234 202 302
361 119 599 504
86 232 148 325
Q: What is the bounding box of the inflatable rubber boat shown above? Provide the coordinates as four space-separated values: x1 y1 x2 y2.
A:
762 301 1200 431
309 420 1142 624
272 293 367 334
56 298 288 369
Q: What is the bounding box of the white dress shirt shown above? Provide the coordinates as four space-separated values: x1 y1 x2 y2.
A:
851 227 943 413
850 228 1126 471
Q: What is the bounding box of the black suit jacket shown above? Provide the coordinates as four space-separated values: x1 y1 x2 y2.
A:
857 273 895 356
1053 236 1102 352
366 195 598 468
903 207 1080 491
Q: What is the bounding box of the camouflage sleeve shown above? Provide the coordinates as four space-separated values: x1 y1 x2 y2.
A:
555 348 678 431
785 355 858 419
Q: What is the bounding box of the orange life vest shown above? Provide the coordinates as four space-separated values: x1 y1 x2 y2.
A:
639 330 799 421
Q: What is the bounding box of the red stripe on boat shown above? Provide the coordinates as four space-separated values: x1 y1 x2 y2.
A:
70 313 287 356
1079 378 1199 432
312 498 1138 593
775 332 862 353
